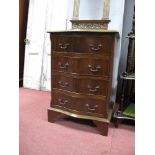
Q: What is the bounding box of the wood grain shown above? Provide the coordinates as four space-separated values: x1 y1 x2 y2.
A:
48 31 117 136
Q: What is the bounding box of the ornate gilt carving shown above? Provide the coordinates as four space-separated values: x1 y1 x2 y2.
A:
72 23 108 30
71 20 110 30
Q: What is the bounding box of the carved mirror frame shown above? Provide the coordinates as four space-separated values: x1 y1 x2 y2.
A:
70 0 111 30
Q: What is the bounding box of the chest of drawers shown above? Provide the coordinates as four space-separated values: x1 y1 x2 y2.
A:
48 30 118 136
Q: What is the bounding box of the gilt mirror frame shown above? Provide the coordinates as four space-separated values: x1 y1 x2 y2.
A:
70 0 111 30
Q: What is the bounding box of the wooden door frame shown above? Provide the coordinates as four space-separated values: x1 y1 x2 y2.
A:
19 0 29 87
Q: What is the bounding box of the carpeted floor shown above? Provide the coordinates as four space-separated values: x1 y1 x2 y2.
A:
19 88 135 155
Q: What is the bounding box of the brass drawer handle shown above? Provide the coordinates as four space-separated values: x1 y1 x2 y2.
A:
87 85 100 92
58 81 69 88
58 99 68 105
86 104 98 111
88 65 101 72
59 43 70 49
58 62 69 69
89 44 102 51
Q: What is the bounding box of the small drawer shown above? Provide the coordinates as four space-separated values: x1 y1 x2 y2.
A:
52 74 74 92
73 58 110 76
51 91 107 118
77 78 109 96
52 55 111 77
52 73 109 96
82 99 107 117
52 56 72 73
52 35 114 56
52 92 76 110
52 36 75 52
75 36 114 55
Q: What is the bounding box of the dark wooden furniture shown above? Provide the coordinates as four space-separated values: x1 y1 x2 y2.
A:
113 9 135 127
19 0 29 87
48 30 118 136
113 35 135 127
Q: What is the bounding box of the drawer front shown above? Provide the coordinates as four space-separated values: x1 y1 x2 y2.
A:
77 78 109 96
52 35 114 56
52 56 72 73
52 55 111 77
52 36 74 52
52 91 107 118
52 92 75 110
52 73 109 96
76 36 113 55
73 58 110 76
52 74 74 92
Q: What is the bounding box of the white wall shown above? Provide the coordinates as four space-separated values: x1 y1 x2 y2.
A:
50 0 68 30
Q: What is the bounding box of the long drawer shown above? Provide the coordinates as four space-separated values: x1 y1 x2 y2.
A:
51 90 107 118
52 72 109 96
52 55 111 77
52 35 114 56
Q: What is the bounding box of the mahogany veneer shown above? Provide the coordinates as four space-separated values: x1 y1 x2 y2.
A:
48 30 118 136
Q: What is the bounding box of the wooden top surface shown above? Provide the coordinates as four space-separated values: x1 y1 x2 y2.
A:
47 29 119 33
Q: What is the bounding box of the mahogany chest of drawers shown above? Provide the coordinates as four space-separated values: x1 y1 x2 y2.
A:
48 30 118 136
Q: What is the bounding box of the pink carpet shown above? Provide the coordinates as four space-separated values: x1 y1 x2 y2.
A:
19 88 135 155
